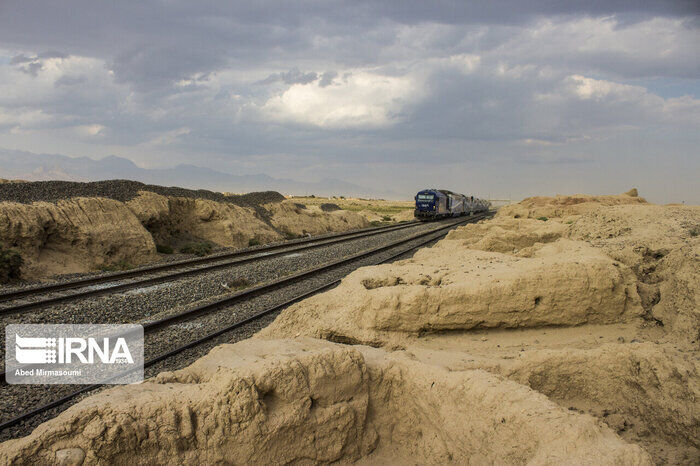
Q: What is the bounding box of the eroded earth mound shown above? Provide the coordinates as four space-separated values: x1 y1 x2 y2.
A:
1 190 697 464
259 190 699 463
0 339 651 465
0 182 369 279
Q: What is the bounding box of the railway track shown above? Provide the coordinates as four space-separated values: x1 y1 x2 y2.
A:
0 220 422 316
0 213 489 435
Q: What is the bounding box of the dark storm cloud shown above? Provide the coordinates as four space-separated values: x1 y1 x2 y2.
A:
9 51 69 76
319 71 338 87
257 68 319 86
0 0 697 203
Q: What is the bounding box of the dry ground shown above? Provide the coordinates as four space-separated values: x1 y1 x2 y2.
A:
2 190 697 465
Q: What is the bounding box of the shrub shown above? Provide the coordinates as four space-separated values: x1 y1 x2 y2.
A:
179 242 213 256
156 244 174 254
0 247 23 282
381 215 393 222
248 238 261 247
690 228 699 237
100 259 132 272
537 216 548 221
369 220 382 227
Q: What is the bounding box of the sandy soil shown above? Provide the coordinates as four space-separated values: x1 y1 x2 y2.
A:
0 192 369 280
289 196 415 223
1 190 697 464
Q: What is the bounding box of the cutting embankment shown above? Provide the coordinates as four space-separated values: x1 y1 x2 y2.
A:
0 180 369 279
1 190 697 464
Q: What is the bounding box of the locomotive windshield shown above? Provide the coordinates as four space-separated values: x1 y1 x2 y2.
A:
417 194 434 200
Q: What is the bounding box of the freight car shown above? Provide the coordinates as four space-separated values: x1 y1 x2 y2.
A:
414 188 489 220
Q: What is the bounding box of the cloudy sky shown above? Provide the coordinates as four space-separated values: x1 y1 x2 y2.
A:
0 1 698 202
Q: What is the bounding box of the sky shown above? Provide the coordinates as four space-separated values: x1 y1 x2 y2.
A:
0 1 698 203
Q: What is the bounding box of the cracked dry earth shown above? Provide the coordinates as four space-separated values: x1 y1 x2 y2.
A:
1 191 698 465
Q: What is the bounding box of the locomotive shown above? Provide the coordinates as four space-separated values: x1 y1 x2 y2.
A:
414 188 490 220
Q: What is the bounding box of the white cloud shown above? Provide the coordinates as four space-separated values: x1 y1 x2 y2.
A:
260 71 421 129
448 54 481 74
569 75 645 101
74 124 105 137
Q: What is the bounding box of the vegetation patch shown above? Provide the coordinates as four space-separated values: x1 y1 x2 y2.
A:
537 216 549 221
100 259 133 272
156 244 174 254
179 241 213 256
0 247 23 283
248 238 261 247
290 195 413 217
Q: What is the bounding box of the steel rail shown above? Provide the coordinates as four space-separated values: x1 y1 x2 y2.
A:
0 213 487 432
0 220 426 316
0 220 422 303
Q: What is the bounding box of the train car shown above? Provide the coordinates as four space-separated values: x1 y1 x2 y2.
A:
414 188 490 220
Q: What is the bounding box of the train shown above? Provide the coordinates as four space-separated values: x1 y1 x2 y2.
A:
414 188 490 220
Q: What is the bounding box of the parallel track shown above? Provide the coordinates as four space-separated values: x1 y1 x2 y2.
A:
0 220 424 316
0 213 488 433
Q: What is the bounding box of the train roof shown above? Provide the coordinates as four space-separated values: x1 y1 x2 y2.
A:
416 188 466 197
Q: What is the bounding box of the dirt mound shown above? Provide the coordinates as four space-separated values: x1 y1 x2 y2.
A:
567 204 700 347
256 192 698 462
0 338 650 465
259 239 642 347
445 216 567 253
126 191 281 248
500 343 699 449
0 198 156 277
498 191 647 219
263 201 368 238
0 190 371 278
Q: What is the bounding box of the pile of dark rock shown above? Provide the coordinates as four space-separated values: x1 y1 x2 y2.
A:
319 203 342 212
0 179 285 207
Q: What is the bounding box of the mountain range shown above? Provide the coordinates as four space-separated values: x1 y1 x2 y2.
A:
0 148 401 199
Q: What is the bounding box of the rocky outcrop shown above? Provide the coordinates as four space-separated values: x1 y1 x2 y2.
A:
259 239 643 346
567 204 700 348
0 189 371 279
0 197 156 277
0 339 650 465
255 192 698 463
125 191 281 248
444 216 567 253
498 192 648 220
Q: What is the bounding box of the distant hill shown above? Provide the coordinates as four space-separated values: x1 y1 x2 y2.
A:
0 149 402 199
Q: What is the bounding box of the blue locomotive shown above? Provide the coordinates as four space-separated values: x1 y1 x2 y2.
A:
414 188 489 220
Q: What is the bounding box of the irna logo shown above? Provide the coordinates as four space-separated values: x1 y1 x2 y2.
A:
15 334 134 365
6 324 144 385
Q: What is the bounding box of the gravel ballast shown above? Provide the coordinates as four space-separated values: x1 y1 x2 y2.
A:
0 217 483 440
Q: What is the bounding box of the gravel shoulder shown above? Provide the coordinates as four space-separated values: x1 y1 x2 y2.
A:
0 219 462 439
